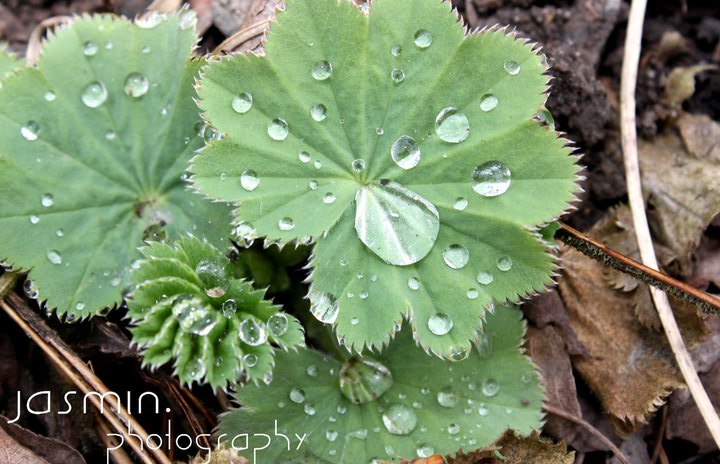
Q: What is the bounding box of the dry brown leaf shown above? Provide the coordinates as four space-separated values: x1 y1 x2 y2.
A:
188 444 248 464
0 415 85 464
523 290 588 357
449 430 574 464
0 426 50 464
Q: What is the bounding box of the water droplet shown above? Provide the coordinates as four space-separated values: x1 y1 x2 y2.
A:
21 121 39 141
359 291 368 300
480 94 498 112
239 317 268 346
289 388 305 403
311 103 327 121
240 169 259 191
478 404 489 416
306 365 319 377
417 444 435 458
304 404 316 416
391 44 401 57
390 135 420 170
449 347 469 361
203 125 222 142
319 192 337 205
142 45 151 54
221 299 237 318
105 130 116 140
44 91 56 102
29 215 40 224
267 313 288 337
351 159 366 173
435 107 469 143
123 72 149 98
83 41 98 56
214 357 224 367
137 11 165 28
309 291 339 324
278 217 295 231
482 378 500 397
442 244 469 269
472 160 511 197
453 197 468 210
476 333 493 358
477 271 494 285
309 180 319 190
375 127 384 135
243 353 258 367
81 81 108 108
268 118 289 141
313 160 322 169
186 358 206 381
437 386 459 408
407 277 420 290
46 250 62 265
55 229 64 237
298 151 311 163
105 42 113 50
428 313 453 335
414 29 433 48
448 423 461 435
503 60 520 75
351 317 359 325
354 181 439 266
231 93 253 113
195 258 228 295
311 60 333 80
390 68 405 83
533 107 555 128
178 9 197 30
23 279 38 299
467 288 479 299
382 404 417 435
339 357 393 404
497 256 513 271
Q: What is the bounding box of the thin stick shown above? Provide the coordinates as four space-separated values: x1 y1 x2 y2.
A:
213 20 271 54
544 405 630 464
556 223 720 314
620 0 720 448
97 419 135 464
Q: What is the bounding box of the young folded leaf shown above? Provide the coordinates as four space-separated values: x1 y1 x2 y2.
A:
191 0 580 358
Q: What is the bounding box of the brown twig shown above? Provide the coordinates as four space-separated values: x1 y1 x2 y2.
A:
650 406 669 464
544 405 630 464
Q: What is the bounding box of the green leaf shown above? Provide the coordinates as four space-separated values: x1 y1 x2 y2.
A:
0 11 231 318
191 0 579 356
219 305 543 463
0 43 24 76
128 236 304 388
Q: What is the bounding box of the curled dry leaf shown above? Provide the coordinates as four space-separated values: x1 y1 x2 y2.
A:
0 415 85 464
448 430 574 464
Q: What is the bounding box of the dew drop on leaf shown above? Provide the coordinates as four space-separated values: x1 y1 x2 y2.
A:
311 60 333 80
308 180 319 190
75 302 85 311
375 127 384 135
83 41 98 56
55 229 64 237
178 10 197 30
448 423 461 435
123 72 149 98
231 93 253 113
390 135 420 170
477 271 493 285
482 378 500 397
497 256 513 271
309 291 339 324
437 386 459 408
325 429 338 442
23 279 38 299
21 121 39 141
391 44 401 57
195 257 228 294
289 388 305 403
239 317 268 346
313 160 322 169
81 81 108 108
476 332 492 358
382 404 417 435
186 358 206 381
351 317 359 325
298 151 311 163
503 60 520 75
390 68 405 83
267 313 288 337
480 94 498 112
407 277 420 290
137 11 165 28
267 118 289 141
354 181 439 266
306 365 319 377
221 298 237 318
243 353 258 367
414 29 432 48
467 288 479 299
442 244 469 269
323 192 336 204
29 215 39 224
142 45 151 54
417 444 435 458
304 404 316 416
478 404 489 416
310 103 328 121
453 197 468 210
46 250 62 265
278 217 295 231
203 126 222 143
215 357 223 367
105 130 116 140
240 169 259 191
428 313 453 335
472 160 511 197
44 91 56 102
351 159 366 173
435 107 469 143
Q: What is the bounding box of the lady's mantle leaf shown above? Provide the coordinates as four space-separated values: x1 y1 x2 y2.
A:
128 236 304 388
0 43 23 76
218 306 543 463
0 12 231 318
191 0 579 357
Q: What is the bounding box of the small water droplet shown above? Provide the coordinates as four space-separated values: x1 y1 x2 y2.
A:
268 118 289 141
142 45 151 54
105 130 116 140
83 41 98 56
437 386 459 408
407 277 420 290
414 29 433 48
306 365 319 377
278 217 295 231
186 358 205 381
472 160 512 197
29 215 40 224
178 9 197 30
81 81 108 108
231 93 253 113
55 229 64 237
267 313 288 337
351 317 359 325
497 256 513 271
390 68 405 83
309 180 319 190
442 244 469 269
323 192 336 204
503 60 520 75
105 42 113 50
309 291 339 324
391 44 401 57
382 404 417 435
311 103 328 121
123 72 149 98
311 60 333 80
416 444 435 458
21 121 39 141
453 197 468 210
482 378 500 397
46 250 62 265
221 299 237 318
435 106 469 143
298 151 311 163
375 127 384 136
240 169 259 191
448 423 461 435
137 11 165 28
478 404 489 416
467 288 479 299
214 357 223 367
390 135 420 170
304 404 316 416
477 271 494 285
239 317 268 346
480 94 498 112
351 159 366 173
428 313 453 335
289 389 305 404
44 91 56 102
243 353 258 367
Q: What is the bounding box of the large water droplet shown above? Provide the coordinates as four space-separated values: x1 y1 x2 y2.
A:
435 107 469 143
46 250 62 265
437 386 459 408
21 121 39 141
339 357 393 404
503 60 520 75
311 103 327 121
480 94 498 112
472 160 511 197
195 258 228 297
232 93 253 113
240 169 259 191
83 41 98 56
354 181 439 266
289 388 305 403
278 217 295 231
482 378 500 397
390 135 420 170
123 72 149 98
40 193 54 207
268 118 289 141
309 291 339 324
239 317 268 346
81 81 108 108
428 313 453 335
382 404 417 435
311 60 333 80
414 29 433 48
497 256 513 271
267 313 288 337
442 244 469 269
